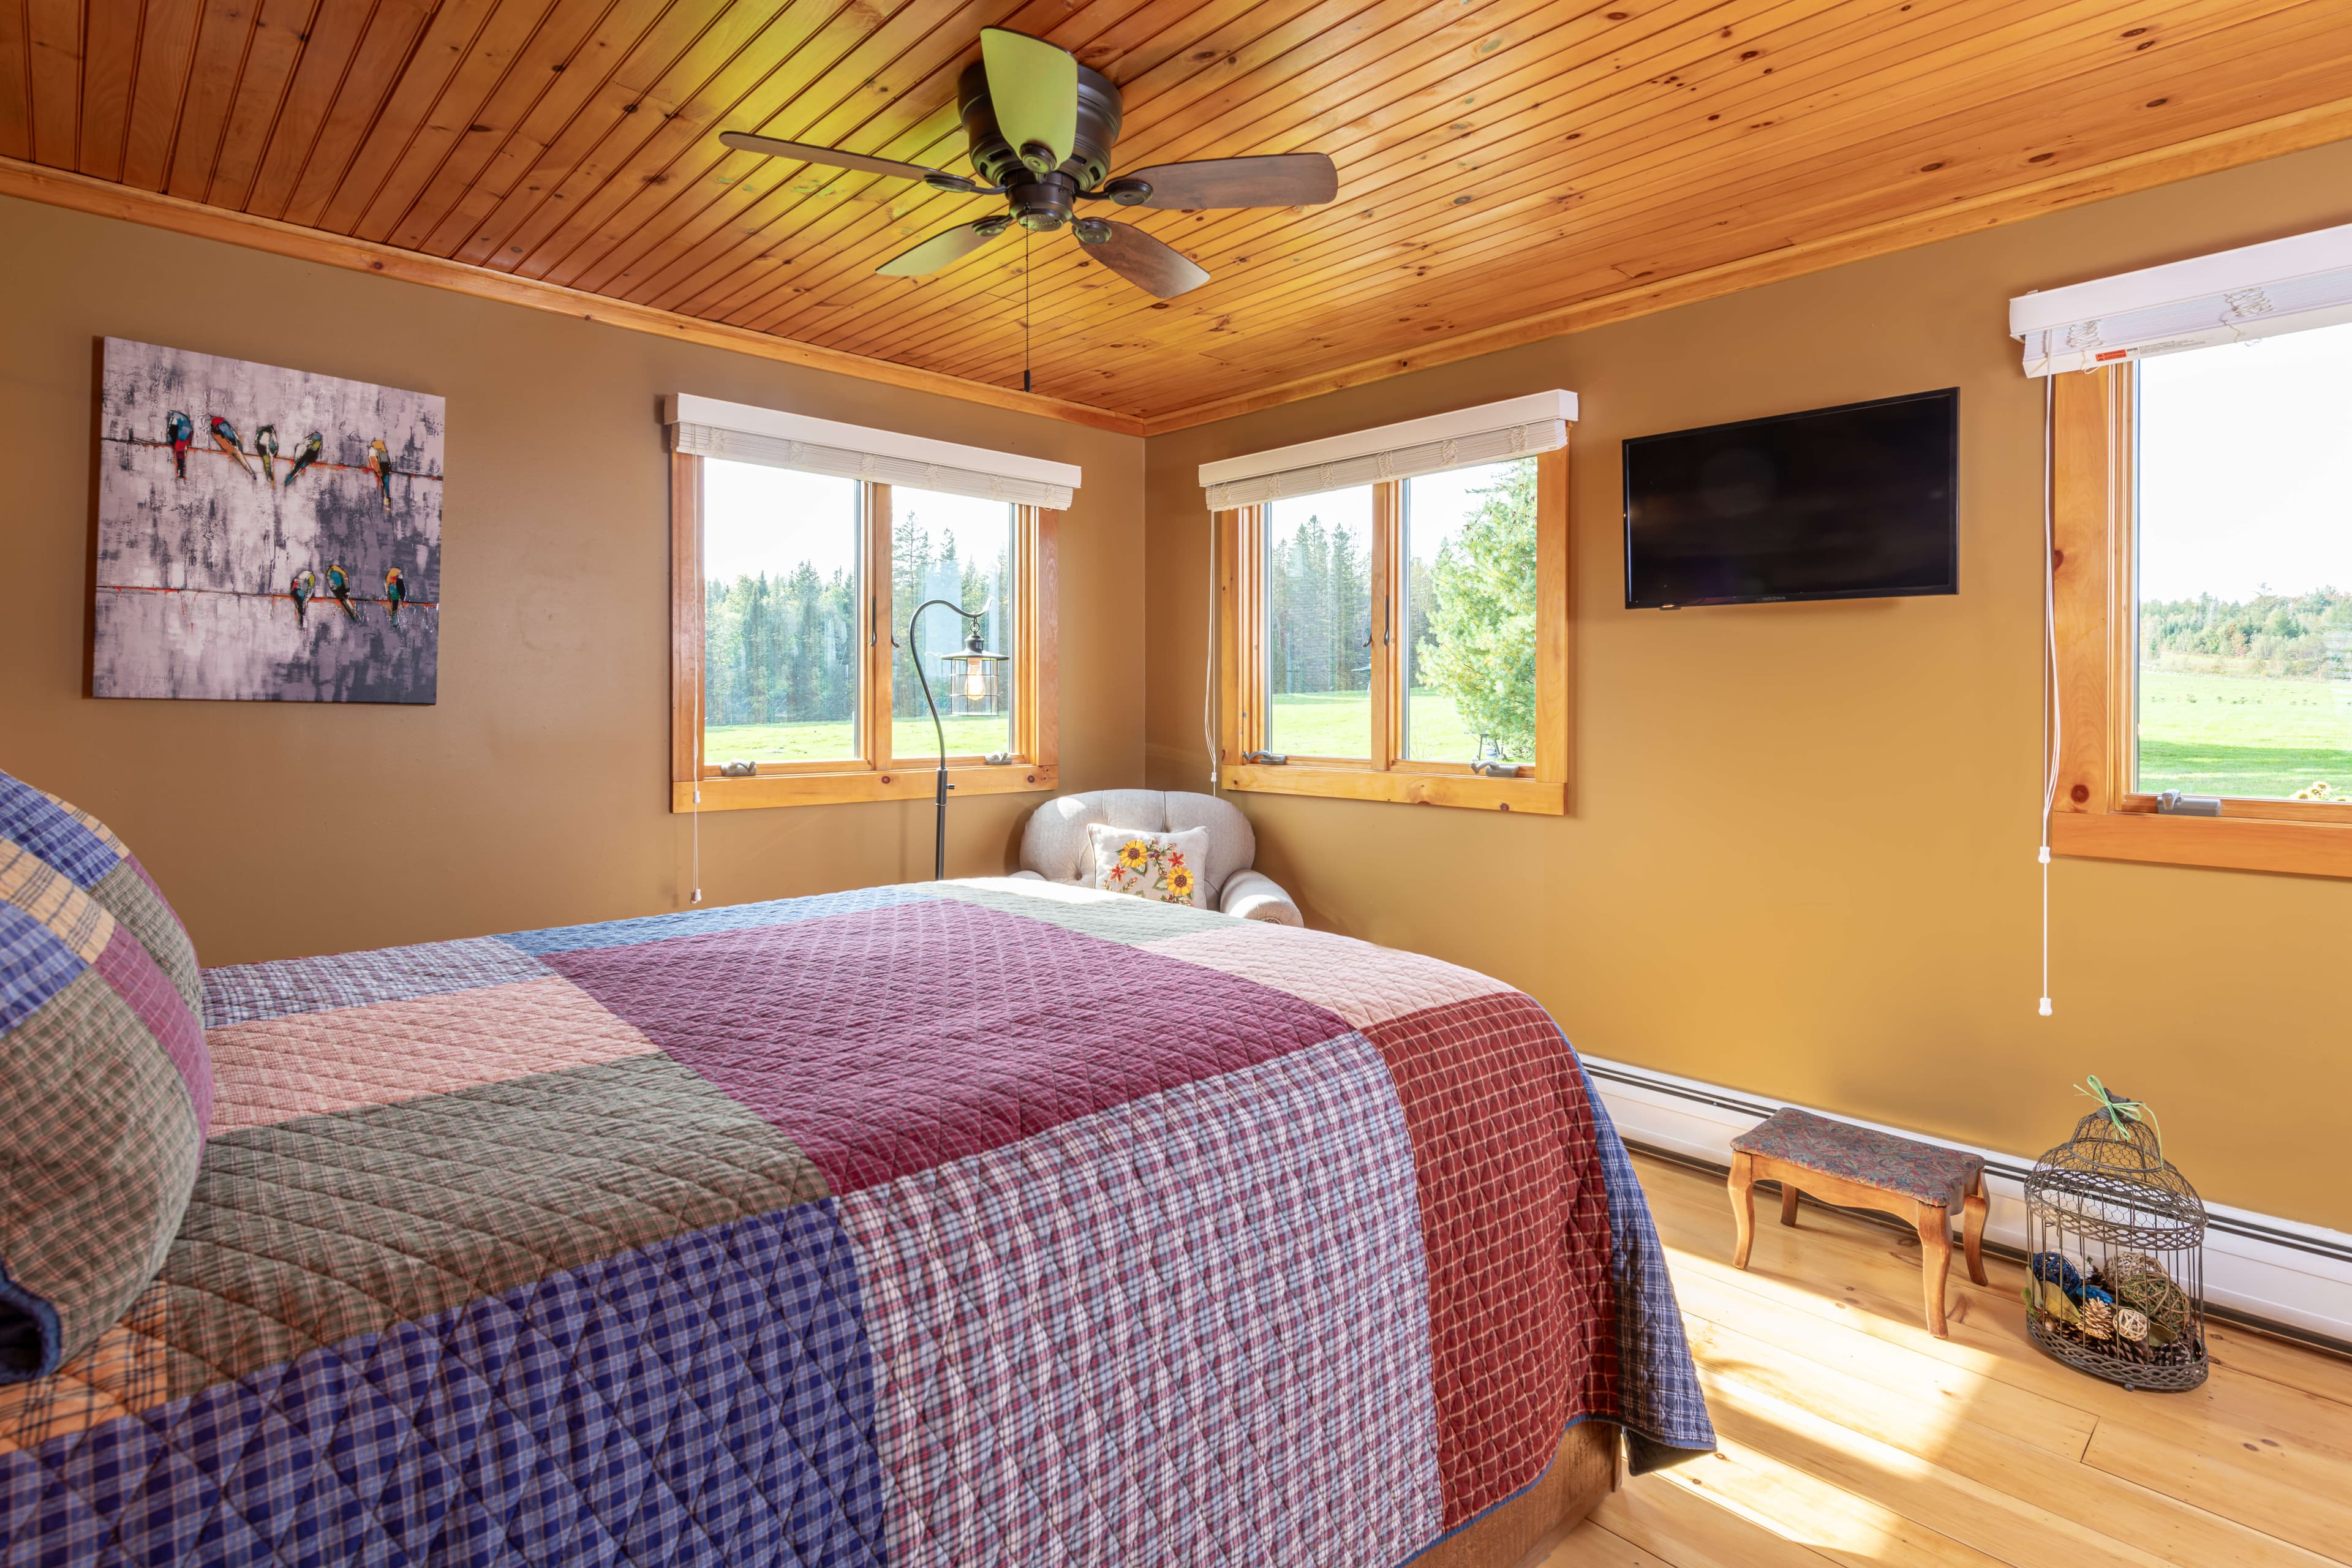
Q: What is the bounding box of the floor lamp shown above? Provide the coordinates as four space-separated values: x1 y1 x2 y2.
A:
905 598 1008 882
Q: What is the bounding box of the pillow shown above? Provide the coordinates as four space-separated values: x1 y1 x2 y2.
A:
1088 825 1209 907
0 769 199 1019
0 835 209 1384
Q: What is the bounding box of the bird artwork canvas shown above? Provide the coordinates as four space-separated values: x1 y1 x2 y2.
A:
92 338 442 703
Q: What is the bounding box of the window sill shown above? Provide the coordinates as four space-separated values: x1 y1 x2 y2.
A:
2051 808 2352 879
670 763 1056 814
1223 762 1564 815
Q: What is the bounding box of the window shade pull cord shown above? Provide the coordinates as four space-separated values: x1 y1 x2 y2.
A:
2035 374 2057 1014
1205 519 1219 794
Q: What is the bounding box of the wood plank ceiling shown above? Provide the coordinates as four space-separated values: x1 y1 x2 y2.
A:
6 0 2352 427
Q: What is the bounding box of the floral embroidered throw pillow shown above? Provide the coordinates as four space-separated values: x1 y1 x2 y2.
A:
1087 824 1209 907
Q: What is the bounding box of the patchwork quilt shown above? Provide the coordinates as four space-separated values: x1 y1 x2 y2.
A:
0 877 1712 1566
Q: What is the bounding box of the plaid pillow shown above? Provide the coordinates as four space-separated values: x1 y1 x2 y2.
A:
0 770 198 1019
0 796 208 1384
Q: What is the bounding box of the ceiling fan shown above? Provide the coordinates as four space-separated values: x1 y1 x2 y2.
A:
717 28 1338 301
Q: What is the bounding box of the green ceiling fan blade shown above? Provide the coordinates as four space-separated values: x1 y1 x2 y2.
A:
981 28 1077 176
877 219 1012 277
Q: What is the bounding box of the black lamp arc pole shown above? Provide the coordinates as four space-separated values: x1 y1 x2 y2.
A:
907 597 990 883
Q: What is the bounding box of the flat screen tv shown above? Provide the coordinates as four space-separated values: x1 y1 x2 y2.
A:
1623 388 1958 608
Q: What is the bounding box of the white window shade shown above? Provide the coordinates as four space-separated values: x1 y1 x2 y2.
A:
1198 390 1577 510
2010 221 2352 377
664 393 1080 510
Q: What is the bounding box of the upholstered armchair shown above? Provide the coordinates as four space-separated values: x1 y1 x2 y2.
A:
1011 789 1303 925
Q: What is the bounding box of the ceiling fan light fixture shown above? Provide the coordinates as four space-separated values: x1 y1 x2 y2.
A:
1020 211 1065 232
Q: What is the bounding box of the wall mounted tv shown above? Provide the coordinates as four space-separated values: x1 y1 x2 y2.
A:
1623 388 1958 609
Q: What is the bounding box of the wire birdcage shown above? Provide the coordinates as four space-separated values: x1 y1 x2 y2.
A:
2022 1083 2206 1391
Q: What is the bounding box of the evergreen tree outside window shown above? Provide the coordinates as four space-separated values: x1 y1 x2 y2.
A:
701 461 862 763
1212 443 1569 815
672 453 1057 812
1262 484 1374 758
1402 459 1537 763
890 488 1017 763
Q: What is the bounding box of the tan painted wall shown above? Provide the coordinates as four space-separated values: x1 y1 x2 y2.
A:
0 194 1144 966
1144 138 2352 1228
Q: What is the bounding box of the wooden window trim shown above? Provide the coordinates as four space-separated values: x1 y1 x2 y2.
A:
2049 366 2352 878
1215 442 1570 815
669 453 1058 813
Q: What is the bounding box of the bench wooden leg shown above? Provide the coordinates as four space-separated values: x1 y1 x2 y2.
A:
1962 1173 1989 1287
1729 1152 1757 1270
1917 1203 1954 1338
1779 1181 1800 1227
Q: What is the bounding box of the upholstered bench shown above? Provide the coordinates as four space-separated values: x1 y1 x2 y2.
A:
1728 1108 1989 1337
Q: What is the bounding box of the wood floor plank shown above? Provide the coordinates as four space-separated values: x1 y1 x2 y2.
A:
1590 1460 1842 1568
1639 1164 2352 1461
1526 1521 1678 1568
1699 1370 2162 1568
1663 1434 2009 1568
1672 1269 2100 1463
1604 1152 2352 1568
1696 1339 2337 1567
2084 1415 2352 1565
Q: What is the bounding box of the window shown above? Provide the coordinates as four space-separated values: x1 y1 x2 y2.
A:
1215 445 1568 814
1263 484 1376 760
892 488 1019 766
671 453 1056 811
2133 327 2352 803
2051 342 2352 876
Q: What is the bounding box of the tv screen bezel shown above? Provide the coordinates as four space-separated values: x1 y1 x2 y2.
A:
1620 386 1960 610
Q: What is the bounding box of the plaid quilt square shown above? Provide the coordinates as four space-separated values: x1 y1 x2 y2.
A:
547 896 1351 1193
839 1031 1443 1568
0 1204 883 1567
496 884 935 956
205 975 656 1131
200 936 551 1027
1362 991 1621 1526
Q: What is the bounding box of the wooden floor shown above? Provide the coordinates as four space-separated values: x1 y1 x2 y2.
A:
1528 1153 2352 1568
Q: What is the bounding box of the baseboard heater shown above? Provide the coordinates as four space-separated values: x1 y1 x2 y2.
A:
1580 1055 2352 1360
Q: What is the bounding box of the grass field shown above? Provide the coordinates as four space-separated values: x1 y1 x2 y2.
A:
2136 668 2352 799
1262 688 1503 760
705 713 1011 763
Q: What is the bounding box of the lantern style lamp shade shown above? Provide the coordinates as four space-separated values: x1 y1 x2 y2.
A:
940 631 1011 716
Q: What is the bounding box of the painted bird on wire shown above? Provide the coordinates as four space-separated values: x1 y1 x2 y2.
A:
325 564 361 621
255 424 279 483
283 431 324 488
289 569 315 628
166 412 194 478
383 567 407 623
211 416 254 476
367 439 394 513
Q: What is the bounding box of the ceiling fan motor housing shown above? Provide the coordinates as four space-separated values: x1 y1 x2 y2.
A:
957 60 1123 232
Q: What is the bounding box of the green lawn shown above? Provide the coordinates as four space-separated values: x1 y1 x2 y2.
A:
704 714 1011 764
2136 668 2352 799
1262 688 1504 761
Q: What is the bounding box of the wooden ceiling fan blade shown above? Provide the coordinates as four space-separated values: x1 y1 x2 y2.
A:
1079 223 1209 299
1106 154 1338 209
877 221 1009 277
981 28 1078 175
718 132 982 190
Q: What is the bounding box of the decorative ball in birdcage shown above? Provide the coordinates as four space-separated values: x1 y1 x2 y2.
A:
2022 1077 2207 1392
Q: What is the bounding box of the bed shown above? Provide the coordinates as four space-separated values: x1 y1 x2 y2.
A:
0 876 1712 1565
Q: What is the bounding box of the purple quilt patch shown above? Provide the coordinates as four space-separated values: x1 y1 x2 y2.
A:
543 897 1351 1193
